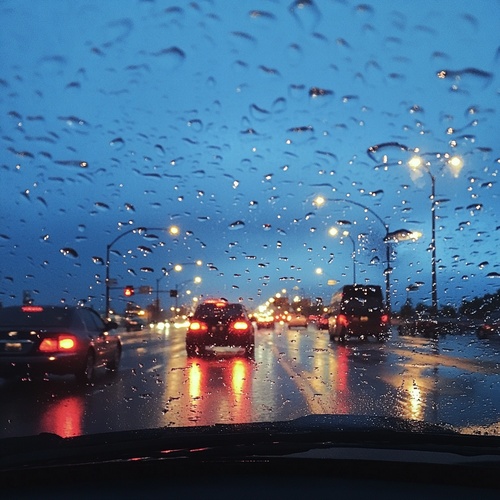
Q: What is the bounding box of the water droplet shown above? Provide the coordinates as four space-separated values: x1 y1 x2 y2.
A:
367 142 410 165
229 220 245 230
289 0 321 32
95 202 110 211
110 137 125 149
60 248 78 258
151 46 186 69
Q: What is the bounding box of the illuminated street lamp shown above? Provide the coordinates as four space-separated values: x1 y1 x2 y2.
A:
155 260 202 314
328 226 357 283
104 225 180 318
407 152 463 312
173 277 203 308
315 267 338 287
314 196 420 313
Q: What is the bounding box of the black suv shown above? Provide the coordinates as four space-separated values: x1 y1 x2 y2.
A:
186 300 255 357
327 285 389 342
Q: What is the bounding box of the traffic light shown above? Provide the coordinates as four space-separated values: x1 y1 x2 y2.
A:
124 285 135 297
169 289 178 298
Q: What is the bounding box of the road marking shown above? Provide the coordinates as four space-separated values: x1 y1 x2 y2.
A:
391 347 500 375
271 343 330 414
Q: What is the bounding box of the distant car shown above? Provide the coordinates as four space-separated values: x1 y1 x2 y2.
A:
124 316 146 332
275 312 291 323
397 312 460 337
254 313 274 329
186 299 255 357
288 314 308 329
477 311 500 339
317 314 329 330
328 285 389 341
0 305 121 383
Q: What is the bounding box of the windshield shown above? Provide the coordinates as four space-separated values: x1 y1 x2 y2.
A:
1 0 499 445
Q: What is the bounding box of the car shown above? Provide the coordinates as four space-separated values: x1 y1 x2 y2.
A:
317 313 329 330
287 313 308 329
307 314 319 324
186 300 255 357
477 311 500 339
254 312 275 329
0 305 121 383
124 316 146 332
274 312 289 323
327 285 390 342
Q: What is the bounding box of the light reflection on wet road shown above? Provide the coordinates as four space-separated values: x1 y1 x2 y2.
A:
1 323 499 438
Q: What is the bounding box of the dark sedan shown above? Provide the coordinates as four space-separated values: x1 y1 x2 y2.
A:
186 299 255 357
477 311 500 339
0 305 121 383
124 316 146 332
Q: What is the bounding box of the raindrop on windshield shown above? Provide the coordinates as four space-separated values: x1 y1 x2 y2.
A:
60 248 78 259
229 220 245 230
110 137 125 150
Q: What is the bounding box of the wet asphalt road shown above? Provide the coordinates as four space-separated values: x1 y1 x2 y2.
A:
1 323 499 438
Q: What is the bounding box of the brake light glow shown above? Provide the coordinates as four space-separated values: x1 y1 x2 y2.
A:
21 306 44 313
337 314 349 327
231 320 250 331
189 321 208 333
381 314 389 323
39 335 77 353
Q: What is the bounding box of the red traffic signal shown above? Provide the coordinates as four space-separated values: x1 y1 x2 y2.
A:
124 285 135 297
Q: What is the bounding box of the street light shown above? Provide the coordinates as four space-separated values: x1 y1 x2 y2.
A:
154 260 203 316
104 225 180 318
315 197 417 313
172 277 202 309
315 267 338 287
327 226 357 283
407 152 463 312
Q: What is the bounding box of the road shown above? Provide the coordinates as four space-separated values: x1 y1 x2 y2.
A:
1 323 500 438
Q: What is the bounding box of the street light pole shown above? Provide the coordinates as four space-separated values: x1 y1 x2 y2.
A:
345 233 357 283
154 261 202 317
430 171 437 313
105 225 179 318
407 152 463 314
328 198 392 311
327 227 357 284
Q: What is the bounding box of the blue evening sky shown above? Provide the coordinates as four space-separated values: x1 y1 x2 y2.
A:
0 0 498 313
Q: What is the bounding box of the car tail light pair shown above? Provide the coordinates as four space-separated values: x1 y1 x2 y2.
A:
39 334 77 353
189 320 250 333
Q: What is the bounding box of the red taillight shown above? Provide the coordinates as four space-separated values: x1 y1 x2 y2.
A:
337 314 349 327
22 306 43 313
381 314 389 324
39 335 77 353
231 320 251 332
189 321 208 333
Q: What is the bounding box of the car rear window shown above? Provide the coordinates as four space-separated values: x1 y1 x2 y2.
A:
341 287 384 313
0 307 73 327
194 303 245 321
